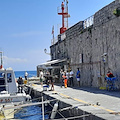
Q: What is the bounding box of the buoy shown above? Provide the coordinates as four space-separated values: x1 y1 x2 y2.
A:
50 102 58 119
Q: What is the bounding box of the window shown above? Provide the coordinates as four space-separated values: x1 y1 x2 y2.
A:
0 72 6 91
7 73 12 83
0 72 5 78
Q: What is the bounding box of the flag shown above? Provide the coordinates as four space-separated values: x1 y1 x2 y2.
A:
52 26 54 34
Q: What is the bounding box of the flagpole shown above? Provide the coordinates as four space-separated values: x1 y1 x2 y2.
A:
52 25 54 44
53 31 54 44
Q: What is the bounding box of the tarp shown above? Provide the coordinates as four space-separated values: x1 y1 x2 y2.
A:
37 58 67 68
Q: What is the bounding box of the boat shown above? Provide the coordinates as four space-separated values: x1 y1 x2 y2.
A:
0 52 31 119
0 67 31 103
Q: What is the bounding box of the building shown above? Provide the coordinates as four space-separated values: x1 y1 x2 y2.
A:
37 0 120 88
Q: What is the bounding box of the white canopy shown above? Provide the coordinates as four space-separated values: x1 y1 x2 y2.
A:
37 59 67 68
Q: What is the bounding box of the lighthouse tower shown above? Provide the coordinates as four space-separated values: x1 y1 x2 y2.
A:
58 1 69 34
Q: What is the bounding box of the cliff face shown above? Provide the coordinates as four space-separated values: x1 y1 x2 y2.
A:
50 0 120 88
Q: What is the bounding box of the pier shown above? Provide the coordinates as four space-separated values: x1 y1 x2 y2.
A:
27 82 120 120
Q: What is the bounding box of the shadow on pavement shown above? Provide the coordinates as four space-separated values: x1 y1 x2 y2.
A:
55 84 120 98
72 86 120 98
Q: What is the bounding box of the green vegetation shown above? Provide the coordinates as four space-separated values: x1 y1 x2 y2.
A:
113 8 120 17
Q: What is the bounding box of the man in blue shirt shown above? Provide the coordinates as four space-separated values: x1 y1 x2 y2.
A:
76 68 80 87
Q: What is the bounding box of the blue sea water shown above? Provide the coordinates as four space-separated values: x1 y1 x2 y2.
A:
15 70 37 78
14 105 49 120
14 71 49 120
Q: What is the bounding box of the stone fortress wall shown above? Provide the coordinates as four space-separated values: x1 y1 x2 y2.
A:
50 0 120 88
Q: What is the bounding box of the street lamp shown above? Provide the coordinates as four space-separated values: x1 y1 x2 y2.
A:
44 48 51 55
0 51 3 69
101 53 107 63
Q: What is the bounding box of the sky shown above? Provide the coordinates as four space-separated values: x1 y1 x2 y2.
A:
0 0 114 71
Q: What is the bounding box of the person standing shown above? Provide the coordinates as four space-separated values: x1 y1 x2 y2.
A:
76 68 80 87
25 71 28 80
49 75 54 91
39 70 44 85
69 69 74 87
17 77 24 93
45 71 50 86
106 71 114 78
62 72 67 88
60 69 64 88
66 70 70 86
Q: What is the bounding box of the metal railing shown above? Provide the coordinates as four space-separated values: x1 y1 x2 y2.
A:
83 15 94 29
51 37 58 46
51 32 66 46
57 6 68 14
51 15 94 46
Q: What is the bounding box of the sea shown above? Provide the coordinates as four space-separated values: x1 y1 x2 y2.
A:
14 71 49 120
14 70 37 79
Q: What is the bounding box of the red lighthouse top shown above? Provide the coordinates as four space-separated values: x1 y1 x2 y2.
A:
58 1 69 34
61 2 64 8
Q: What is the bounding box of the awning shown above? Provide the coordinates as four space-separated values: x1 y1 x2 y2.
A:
37 58 67 68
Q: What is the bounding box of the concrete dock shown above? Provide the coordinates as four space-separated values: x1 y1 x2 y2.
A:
28 83 120 120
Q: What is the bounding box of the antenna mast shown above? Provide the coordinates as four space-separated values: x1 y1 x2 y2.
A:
58 0 70 34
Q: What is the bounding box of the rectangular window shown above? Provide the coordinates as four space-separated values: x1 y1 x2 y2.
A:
0 72 6 91
7 73 12 83
79 54 83 63
0 72 5 78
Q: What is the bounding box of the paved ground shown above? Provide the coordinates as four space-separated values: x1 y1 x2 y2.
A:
30 83 120 120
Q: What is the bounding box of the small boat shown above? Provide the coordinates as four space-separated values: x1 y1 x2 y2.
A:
0 52 31 119
0 67 31 103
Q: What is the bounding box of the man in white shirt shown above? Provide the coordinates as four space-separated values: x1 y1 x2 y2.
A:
25 71 28 80
69 69 74 87
60 69 64 88
39 70 44 85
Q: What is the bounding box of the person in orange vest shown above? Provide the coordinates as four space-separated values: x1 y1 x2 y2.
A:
62 71 67 88
106 71 114 78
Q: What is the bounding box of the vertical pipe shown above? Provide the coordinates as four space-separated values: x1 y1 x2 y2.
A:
66 3 68 28
62 3 64 28
42 96 44 120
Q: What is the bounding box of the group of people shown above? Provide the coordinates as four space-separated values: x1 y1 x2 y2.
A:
17 69 116 93
60 68 81 88
39 70 54 91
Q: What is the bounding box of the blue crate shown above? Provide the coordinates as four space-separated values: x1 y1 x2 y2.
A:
43 85 49 91
105 77 117 91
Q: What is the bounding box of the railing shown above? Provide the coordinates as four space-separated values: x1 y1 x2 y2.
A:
51 37 58 46
51 32 66 46
51 15 94 46
57 6 68 14
83 15 94 29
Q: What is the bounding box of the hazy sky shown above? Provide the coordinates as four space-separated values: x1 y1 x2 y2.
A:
0 0 114 71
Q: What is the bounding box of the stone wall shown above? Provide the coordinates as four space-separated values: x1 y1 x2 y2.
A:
50 0 120 88
94 0 120 27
